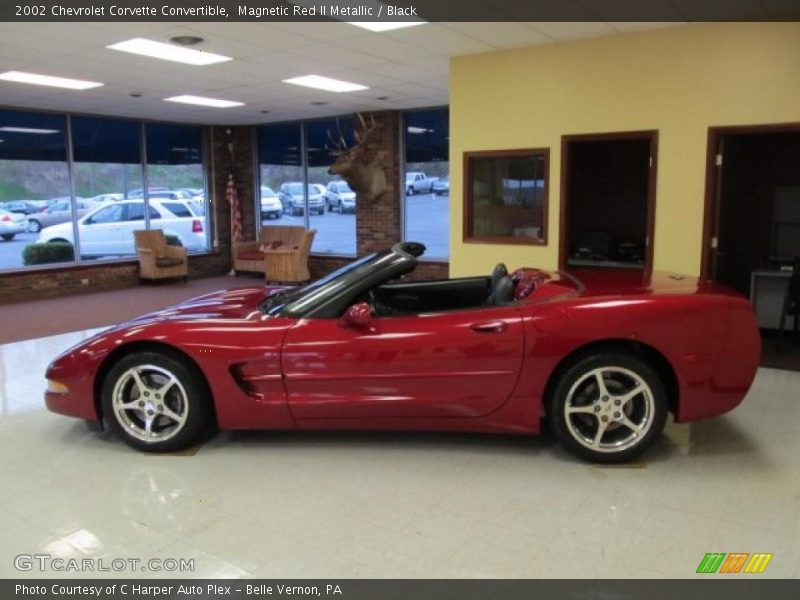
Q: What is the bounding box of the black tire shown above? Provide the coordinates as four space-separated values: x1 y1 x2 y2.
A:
406 187 414 196
1 234 14 241
28 220 41 233
547 352 668 463
101 351 214 453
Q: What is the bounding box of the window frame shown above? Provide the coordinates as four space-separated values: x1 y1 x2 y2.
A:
462 147 550 246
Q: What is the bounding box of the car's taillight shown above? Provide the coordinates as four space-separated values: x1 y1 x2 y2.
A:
192 219 203 233
0 215 10 222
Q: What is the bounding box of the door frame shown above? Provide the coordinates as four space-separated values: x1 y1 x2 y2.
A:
700 122 800 280
559 130 659 272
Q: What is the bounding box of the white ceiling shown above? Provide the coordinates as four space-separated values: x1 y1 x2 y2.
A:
0 20 682 125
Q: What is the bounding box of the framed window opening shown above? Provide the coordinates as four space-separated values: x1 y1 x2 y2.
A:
463 148 549 245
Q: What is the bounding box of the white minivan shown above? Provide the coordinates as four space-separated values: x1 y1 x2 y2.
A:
38 199 206 257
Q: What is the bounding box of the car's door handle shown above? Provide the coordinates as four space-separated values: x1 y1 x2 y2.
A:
470 320 507 333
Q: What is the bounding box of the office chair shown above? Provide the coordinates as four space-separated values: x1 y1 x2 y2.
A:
777 256 800 347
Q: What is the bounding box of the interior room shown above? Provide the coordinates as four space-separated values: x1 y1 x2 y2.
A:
0 14 799 583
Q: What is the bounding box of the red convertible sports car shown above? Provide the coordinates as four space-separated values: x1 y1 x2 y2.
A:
46 242 760 462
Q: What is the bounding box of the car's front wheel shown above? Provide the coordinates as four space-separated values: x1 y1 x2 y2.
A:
1 234 14 241
101 351 213 452
547 353 668 463
28 219 41 233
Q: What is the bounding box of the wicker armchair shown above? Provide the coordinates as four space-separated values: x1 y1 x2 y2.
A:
234 226 309 276
265 228 316 283
133 229 188 283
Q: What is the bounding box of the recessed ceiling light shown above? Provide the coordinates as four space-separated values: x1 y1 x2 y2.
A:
0 126 60 134
170 35 205 46
164 95 244 108
407 126 431 134
283 75 368 93
0 71 103 90
348 22 426 32
107 38 232 66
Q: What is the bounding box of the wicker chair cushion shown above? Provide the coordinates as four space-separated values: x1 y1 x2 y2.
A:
237 251 265 261
155 256 185 268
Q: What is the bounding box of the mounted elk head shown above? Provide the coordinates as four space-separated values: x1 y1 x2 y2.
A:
327 113 388 202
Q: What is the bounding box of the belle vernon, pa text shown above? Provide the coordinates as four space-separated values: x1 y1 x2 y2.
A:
16 584 343 597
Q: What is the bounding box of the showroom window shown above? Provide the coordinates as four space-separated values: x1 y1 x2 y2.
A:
145 123 209 253
0 109 209 272
404 107 449 260
257 117 356 256
463 149 549 245
71 116 145 260
0 108 73 269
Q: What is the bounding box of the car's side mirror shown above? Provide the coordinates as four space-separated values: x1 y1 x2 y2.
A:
339 302 373 330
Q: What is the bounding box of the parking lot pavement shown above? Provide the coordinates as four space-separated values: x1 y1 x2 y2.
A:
0 232 44 270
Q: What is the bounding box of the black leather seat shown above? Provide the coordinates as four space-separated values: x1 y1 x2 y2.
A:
491 275 515 306
485 263 508 305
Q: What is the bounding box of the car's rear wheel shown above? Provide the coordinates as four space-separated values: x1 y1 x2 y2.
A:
101 351 213 452
1 234 14 241
548 353 667 463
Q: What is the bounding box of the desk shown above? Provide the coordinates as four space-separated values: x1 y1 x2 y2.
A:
750 269 792 329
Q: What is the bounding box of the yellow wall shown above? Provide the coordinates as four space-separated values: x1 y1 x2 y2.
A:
449 22 800 277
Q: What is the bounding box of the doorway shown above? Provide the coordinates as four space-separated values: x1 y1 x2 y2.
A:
560 131 657 271
702 125 800 371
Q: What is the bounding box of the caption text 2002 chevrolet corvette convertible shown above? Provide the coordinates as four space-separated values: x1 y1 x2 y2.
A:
45 242 760 462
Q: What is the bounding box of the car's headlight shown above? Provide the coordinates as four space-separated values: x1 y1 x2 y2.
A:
47 380 69 394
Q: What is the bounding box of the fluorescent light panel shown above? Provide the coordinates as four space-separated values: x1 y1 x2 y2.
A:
283 75 368 93
107 38 232 66
348 21 426 32
0 126 59 134
164 95 244 108
0 71 103 90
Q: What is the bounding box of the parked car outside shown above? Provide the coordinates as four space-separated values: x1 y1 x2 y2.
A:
278 182 325 216
128 187 169 199
3 200 41 215
86 193 123 203
0 209 29 240
325 181 356 213
38 199 206 257
260 186 282 219
405 171 438 195
27 198 100 233
149 190 195 201
432 176 450 196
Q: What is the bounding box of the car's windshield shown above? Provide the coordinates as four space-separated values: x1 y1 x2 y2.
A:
261 251 385 316
286 183 315 195
336 182 352 193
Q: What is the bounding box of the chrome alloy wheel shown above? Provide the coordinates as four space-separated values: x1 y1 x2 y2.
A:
111 364 189 443
563 366 655 454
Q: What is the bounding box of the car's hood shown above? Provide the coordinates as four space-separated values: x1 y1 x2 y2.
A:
125 286 281 324
340 193 356 200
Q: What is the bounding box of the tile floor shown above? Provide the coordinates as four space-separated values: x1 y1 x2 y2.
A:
0 328 798 579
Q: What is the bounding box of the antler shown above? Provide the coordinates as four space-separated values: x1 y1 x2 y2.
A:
354 112 379 145
326 127 348 156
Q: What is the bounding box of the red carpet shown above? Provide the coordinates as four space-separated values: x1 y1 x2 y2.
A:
0 275 262 344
